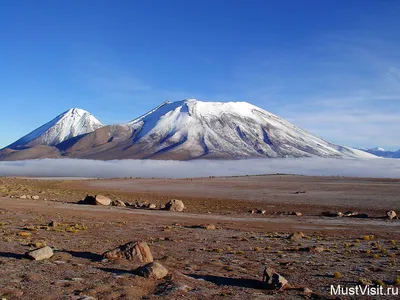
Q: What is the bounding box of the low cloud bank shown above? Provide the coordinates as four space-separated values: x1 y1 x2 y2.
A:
0 158 399 179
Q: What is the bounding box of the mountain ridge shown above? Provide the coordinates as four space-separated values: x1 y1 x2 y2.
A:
1 99 376 160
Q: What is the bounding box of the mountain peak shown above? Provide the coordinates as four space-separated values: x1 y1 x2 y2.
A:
6 108 104 149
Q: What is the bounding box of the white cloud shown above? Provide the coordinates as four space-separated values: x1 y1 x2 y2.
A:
0 158 399 179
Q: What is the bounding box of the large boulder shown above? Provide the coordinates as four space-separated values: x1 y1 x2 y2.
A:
95 195 112 206
386 210 397 220
263 266 288 290
25 246 54 260
103 241 153 263
165 199 185 212
136 262 168 279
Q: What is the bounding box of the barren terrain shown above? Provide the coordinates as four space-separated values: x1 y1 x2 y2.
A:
0 175 399 299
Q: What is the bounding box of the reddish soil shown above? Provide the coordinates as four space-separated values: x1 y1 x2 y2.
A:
0 175 399 299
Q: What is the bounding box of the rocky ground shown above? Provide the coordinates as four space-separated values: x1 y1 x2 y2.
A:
0 176 399 299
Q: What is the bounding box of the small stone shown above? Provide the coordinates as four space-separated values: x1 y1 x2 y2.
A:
32 195 40 200
26 246 54 260
386 210 397 220
112 199 126 207
136 262 168 279
20 195 27 199
148 203 157 209
164 199 185 212
103 241 153 263
303 287 313 296
263 266 288 290
321 211 343 217
288 232 305 241
48 220 58 227
203 224 216 230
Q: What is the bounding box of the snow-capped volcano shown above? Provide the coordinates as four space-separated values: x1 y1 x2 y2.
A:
121 99 373 159
1 100 375 160
7 108 104 149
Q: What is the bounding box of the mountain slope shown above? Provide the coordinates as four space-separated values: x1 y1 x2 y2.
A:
6 108 104 149
1 99 375 160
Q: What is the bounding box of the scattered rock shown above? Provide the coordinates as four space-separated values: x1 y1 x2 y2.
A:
148 203 157 209
103 241 153 263
321 211 343 217
31 195 40 200
20 195 27 199
202 224 216 230
48 220 58 227
344 211 359 217
112 199 126 207
26 246 54 260
136 262 168 279
386 210 397 220
288 232 305 241
165 199 185 212
303 287 313 296
262 266 288 290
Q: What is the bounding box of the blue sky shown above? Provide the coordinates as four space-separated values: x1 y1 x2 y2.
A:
1 0 399 149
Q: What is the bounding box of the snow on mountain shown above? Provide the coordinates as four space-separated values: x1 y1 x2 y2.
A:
124 99 375 159
7 108 104 149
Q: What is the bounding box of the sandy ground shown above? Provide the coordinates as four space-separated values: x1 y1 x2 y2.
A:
0 175 400 299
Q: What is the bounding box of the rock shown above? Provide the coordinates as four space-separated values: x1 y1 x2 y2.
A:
262 266 288 290
165 199 185 212
202 224 216 230
112 199 126 207
20 195 27 199
32 195 40 200
26 246 54 260
386 210 397 220
26 195 32 199
136 262 168 279
103 241 153 263
148 203 157 209
48 220 58 227
294 212 302 216
309 246 325 253
303 287 313 296
288 232 305 241
250 209 257 214
354 213 369 218
321 211 343 217
344 211 359 217
95 195 112 206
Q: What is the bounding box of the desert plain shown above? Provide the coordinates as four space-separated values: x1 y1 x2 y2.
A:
0 175 399 299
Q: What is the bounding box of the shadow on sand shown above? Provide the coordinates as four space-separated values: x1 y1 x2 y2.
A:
0 252 25 259
61 250 103 262
188 274 265 289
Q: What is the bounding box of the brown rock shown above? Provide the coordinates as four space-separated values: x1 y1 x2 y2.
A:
32 195 40 200
262 266 288 290
136 262 168 279
103 241 153 263
148 203 157 209
203 224 216 230
288 232 305 241
20 195 27 199
165 199 185 212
